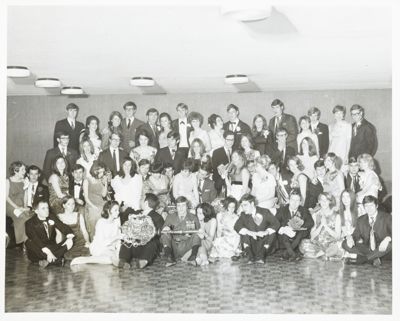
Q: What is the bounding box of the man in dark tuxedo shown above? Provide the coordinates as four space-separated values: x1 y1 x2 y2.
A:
136 108 160 149
25 199 74 268
98 132 128 177
348 104 378 159
276 190 314 261
171 103 192 154
234 194 280 264
342 195 391 266
212 130 235 195
43 131 79 180
270 128 296 176
69 164 86 215
121 101 145 152
154 131 186 175
308 107 329 157
268 99 298 152
24 165 49 209
344 157 361 193
197 163 217 204
53 103 84 152
222 104 251 150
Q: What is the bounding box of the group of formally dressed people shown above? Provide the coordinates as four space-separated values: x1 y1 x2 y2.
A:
5 99 391 269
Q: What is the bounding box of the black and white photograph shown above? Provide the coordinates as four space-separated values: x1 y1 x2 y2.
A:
2 0 399 318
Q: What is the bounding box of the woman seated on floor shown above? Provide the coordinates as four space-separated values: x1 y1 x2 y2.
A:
192 202 217 266
57 196 90 260
70 201 122 265
299 192 343 260
209 197 241 261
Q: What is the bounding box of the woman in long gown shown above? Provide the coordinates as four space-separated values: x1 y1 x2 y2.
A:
207 114 225 154
251 114 273 156
101 111 123 150
79 115 102 159
323 152 345 207
77 139 96 179
158 112 173 149
193 203 217 266
6 161 32 245
209 197 241 260
70 201 122 265
300 192 343 260
83 161 109 241
188 111 211 153
224 150 250 202
48 156 70 215
297 137 319 179
328 105 352 165
57 196 90 260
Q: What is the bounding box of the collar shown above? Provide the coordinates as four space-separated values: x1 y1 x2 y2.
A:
127 117 135 123
74 180 83 185
67 117 75 124
368 212 378 224
230 119 239 125
179 118 187 123
58 145 67 152
30 182 38 187
110 147 119 152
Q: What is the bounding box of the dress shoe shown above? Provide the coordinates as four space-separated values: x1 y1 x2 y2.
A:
138 260 148 269
231 255 240 262
38 260 49 269
255 259 265 264
372 258 381 267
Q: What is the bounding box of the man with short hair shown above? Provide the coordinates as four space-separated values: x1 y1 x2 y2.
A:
234 194 280 264
136 108 160 149
154 131 186 175
24 165 49 209
69 164 86 214
342 195 391 266
121 101 145 152
197 163 217 204
161 196 201 266
25 200 74 268
348 104 378 159
43 131 79 180
222 104 251 149
53 103 84 151
344 157 361 193
98 132 128 177
308 107 329 157
268 99 298 152
270 128 296 176
171 103 193 154
276 190 314 261
212 130 235 195
117 193 165 269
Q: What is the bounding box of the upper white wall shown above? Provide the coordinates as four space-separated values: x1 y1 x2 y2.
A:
7 3 391 95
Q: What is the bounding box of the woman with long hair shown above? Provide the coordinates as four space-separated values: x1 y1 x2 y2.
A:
223 150 250 201
356 153 382 203
297 137 319 179
130 129 157 164
207 113 225 153
80 115 102 158
328 105 352 165
338 189 359 242
239 134 260 162
101 111 123 150
76 139 96 179
297 116 319 157
323 152 345 207
158 112 173 149
48 156 70 214
251 114 273 156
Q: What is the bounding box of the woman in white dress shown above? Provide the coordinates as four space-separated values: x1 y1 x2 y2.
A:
297 137 319 179
188 111 211 152
194 203 217 266
356 153 382 203
77 139 96 179
172 160 199 208
70 201 122 265
207 114 225 153
328 105 352 165
130 129 157 164
209 197 241 260
297 116 319 157
223 150 250 202
158 112 173 149
79 115 102 159
111 157 143 211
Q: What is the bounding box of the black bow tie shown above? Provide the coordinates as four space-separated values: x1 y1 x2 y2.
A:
229 121 237 125
180 121 185 125
74 182 82 186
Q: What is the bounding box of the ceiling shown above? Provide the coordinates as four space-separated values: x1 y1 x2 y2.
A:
7 3 392 96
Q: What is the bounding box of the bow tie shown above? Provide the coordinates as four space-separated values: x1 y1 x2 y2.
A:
229 121 237 125
180 121 185 125
74 182 82 186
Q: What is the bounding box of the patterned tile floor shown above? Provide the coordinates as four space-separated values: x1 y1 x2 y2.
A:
4 249 392 313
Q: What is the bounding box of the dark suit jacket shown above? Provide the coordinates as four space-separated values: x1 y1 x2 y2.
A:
276 205 314 234
344 173 361 193
171 119 193 148
270 144 296 176
199 178 218 204
43 146 79 180
223 119 251 150
313 122 329 157
25 214 73 249
211 147 230 191
32 183 49 206
98 148 128 177
268 113 298 152
121 117 145 152
154 147 186 175
234 207 280 233
349 118 378 159
68 180 86 205
53 118 84 151
352 210 391 246
136 122 160 149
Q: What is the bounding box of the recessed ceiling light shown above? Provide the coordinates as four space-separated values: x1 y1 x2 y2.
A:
130 77 155 87
61 86 84 95
225 74 249 84
7 66 30 78
221 3 272 22
35 78 61 88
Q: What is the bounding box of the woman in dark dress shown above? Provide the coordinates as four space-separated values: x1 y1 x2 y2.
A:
251 114 273 156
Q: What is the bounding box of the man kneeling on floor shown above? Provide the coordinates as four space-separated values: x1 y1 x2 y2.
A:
342 195 391 266
234 194 280 264
117 193 164 269
161 196 201 266
25 199 74 268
